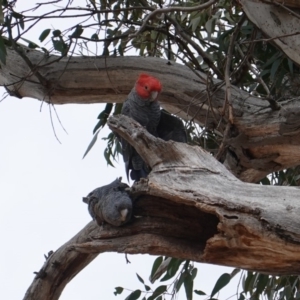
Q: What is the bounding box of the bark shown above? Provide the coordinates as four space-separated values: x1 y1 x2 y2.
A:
241 0 300 66
2 46 300 183
23 115 300 300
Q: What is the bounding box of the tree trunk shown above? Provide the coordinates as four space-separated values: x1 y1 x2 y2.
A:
23 115 300 300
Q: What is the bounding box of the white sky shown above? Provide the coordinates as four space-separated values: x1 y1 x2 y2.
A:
0 1 242 299
0 95 241 300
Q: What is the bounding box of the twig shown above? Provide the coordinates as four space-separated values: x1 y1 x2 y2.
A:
129 0 218 39
223 15 246 124
241 31 300 44
215 122 231 160
49 103 62 144
216 15 246 160
272 1 300 19
52 104 68 134
7 16 48 87
169 16 223 79
236 44 270 96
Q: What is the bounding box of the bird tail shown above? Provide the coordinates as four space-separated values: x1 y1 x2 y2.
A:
130 166 149 182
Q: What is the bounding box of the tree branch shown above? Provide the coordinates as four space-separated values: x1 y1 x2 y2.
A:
2 47 300 183
23 115 300 299
129 0 217 39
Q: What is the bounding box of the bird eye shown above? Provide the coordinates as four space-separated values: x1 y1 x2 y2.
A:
144 85 148 90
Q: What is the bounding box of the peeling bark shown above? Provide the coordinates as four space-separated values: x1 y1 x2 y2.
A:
23 115 300 300
241 0 300 66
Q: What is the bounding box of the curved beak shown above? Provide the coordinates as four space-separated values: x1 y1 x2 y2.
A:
150 91 158 101
120 208 129 221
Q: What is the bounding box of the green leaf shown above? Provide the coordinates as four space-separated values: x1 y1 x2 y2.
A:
230 268 240 279
194 290 206 296
82 129 100 159
243 271 254 293
93 118 105 135
114 286 123 295
0 35 7 65
205 18 215 39
39 29 51 42
52 30 61 37
150 256 163 281
255 274 269 295
262 52 281 69
0 3 4 24
284 285 292 300
160 258 184 282
52 37 67 55
287 58 294 75
191 268 198 280
19 17 24 30
184 273 194 300
97 103 113 119
125 289 141 300
147 285 167 300
12 12 23 19
91 33 99 40
118 44 124 56
210 273 231 298
176 272 186 292
136 273 144 284
270 59 281 81
93 103 113 134
144 285 151 292
20 37 39 49
71 25 84 38
260 177 270 185
190 16 201 32
113 103 123 115
104 147 115 167
238 293 245 300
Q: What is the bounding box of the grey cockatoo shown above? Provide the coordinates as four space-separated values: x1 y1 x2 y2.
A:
83 178 132 227
121 73 162 182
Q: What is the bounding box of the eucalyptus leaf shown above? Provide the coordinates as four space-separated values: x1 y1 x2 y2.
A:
39 29 51 42
210 273 231 298
125 289 141 300
82 129 100 159
114 286 123 295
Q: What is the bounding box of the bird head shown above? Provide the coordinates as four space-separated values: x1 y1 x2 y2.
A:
135 73 162 101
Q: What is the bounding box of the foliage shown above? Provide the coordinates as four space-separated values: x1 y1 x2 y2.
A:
115 259 300 300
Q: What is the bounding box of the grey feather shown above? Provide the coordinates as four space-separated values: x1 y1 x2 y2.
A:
157 110 187 143
83 178 132 227
121 88 161 181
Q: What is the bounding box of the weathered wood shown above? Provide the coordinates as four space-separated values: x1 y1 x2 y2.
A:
241 0 300 65
108 115 300 273
23 115 300 300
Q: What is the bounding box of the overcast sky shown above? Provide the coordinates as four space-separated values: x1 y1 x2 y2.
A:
0 1 242 299
0 95 242 300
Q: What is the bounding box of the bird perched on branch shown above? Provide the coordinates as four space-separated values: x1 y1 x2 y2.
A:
121 73 162 182
83 178 132 227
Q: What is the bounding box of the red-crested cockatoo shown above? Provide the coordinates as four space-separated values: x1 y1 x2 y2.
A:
121 74 162 181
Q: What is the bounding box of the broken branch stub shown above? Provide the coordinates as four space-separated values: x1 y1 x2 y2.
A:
108 114 300 274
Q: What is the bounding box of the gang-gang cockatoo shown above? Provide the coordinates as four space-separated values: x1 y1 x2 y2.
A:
83 178 132 227
121 74 162 182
